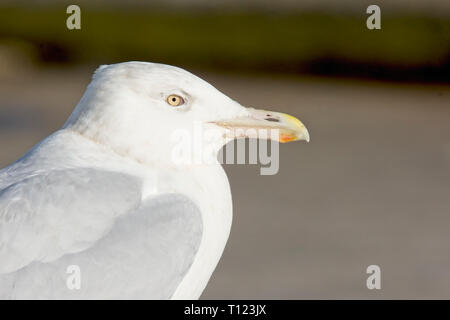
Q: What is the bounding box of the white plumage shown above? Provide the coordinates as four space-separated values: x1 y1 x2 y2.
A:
0 62 308 299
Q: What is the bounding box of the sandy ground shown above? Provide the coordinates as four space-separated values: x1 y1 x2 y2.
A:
0 65 449 299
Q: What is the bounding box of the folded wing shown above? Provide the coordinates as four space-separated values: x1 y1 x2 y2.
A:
0 168 203 299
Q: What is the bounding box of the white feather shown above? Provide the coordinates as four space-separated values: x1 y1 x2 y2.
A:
0 62 243 299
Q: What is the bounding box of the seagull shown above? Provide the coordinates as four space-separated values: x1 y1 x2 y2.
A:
0 62 309 299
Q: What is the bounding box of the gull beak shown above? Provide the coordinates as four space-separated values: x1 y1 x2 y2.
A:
212 108 310 143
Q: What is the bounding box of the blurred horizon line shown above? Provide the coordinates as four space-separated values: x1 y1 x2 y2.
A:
0 4 449 84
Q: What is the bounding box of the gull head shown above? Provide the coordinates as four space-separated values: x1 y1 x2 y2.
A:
63 62 309 166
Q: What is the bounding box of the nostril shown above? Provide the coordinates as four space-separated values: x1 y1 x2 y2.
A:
265 117 280 122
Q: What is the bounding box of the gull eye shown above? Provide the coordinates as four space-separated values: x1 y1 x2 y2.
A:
166 94 184 107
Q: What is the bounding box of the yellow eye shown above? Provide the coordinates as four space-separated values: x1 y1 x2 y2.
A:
166 94 184 107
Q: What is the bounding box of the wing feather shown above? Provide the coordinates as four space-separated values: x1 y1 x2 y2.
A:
0 168 203 299
0 168 142 273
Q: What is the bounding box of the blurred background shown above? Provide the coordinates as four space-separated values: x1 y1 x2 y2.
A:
0 0 449 299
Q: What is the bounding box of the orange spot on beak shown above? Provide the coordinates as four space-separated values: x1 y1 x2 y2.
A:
280 134 297 143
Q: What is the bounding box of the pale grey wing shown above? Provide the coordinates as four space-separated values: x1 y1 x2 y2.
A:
67 193 204 299
0 168 143 274
1 193 203 299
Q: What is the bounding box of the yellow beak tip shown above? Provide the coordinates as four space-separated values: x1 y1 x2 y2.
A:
279 113 310 143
